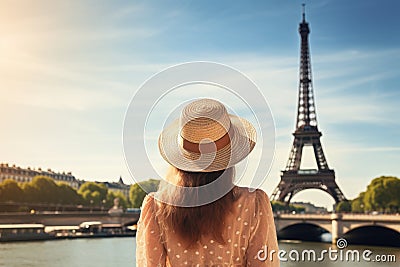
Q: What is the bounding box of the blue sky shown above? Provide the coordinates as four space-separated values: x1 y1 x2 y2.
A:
1 0 399 209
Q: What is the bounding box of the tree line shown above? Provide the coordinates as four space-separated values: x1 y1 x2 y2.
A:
271 201 306 213
0 176 160 212
336 176 399 213
2 175 397 213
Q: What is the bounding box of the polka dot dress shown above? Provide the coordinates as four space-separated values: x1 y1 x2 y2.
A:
136 187 279 266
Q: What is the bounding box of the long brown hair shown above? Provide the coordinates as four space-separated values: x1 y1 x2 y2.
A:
156 167 238 247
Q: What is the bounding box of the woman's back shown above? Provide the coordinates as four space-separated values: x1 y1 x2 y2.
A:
136 99 279 266
136 187 279 266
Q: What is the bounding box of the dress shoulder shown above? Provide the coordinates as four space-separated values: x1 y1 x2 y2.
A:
141 192 156 208
235 187 270 203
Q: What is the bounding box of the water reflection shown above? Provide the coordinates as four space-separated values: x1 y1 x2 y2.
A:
0 238 398 267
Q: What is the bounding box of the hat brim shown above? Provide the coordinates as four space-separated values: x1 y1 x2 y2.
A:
158 115 256 172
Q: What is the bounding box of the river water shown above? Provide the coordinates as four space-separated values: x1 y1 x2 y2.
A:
0 237 398 266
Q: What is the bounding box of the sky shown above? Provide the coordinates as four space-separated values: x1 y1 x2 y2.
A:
1 0 399 210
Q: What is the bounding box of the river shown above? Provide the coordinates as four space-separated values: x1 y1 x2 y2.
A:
0 238 398 266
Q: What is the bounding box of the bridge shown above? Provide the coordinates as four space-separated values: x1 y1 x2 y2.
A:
2 211 400 246
274 213 400 247
0 211 140 227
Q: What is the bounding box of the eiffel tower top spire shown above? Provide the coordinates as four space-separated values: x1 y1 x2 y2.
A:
296 3 318 130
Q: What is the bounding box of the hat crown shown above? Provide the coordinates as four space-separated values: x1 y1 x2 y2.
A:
180 99 231 143
158 98 257 172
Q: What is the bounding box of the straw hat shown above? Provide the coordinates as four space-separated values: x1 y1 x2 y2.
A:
158 99 256 172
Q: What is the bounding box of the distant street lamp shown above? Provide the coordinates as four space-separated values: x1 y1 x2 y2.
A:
90 200 94 213
101 199 106 212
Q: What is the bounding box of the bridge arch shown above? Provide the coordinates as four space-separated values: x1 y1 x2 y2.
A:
290 189 336 209
284 186 338 205
277 222 331 242
342 225 400 247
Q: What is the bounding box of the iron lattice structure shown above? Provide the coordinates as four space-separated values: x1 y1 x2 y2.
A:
271 7 346 204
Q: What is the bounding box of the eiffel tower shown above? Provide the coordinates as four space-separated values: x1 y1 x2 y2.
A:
271 5 346 204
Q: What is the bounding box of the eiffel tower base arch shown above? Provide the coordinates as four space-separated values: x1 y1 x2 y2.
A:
271 169 346 204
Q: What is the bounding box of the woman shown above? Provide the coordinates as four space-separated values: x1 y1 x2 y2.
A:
136 99 279 266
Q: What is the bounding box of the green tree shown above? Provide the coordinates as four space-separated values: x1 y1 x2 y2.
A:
351 192 365 213
57 182 83 205
336 200 351 213
21 182 39 203
114 191 128 209
384 177 400 212
0 179 23 202
106 191 128 209
82 190 94 205
78 181 108 206
271 201 286 212
30 176 59 204
271 201 305 213
129 179 160 208
363 176 400 213
106 191 116 208
129 184 147 208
